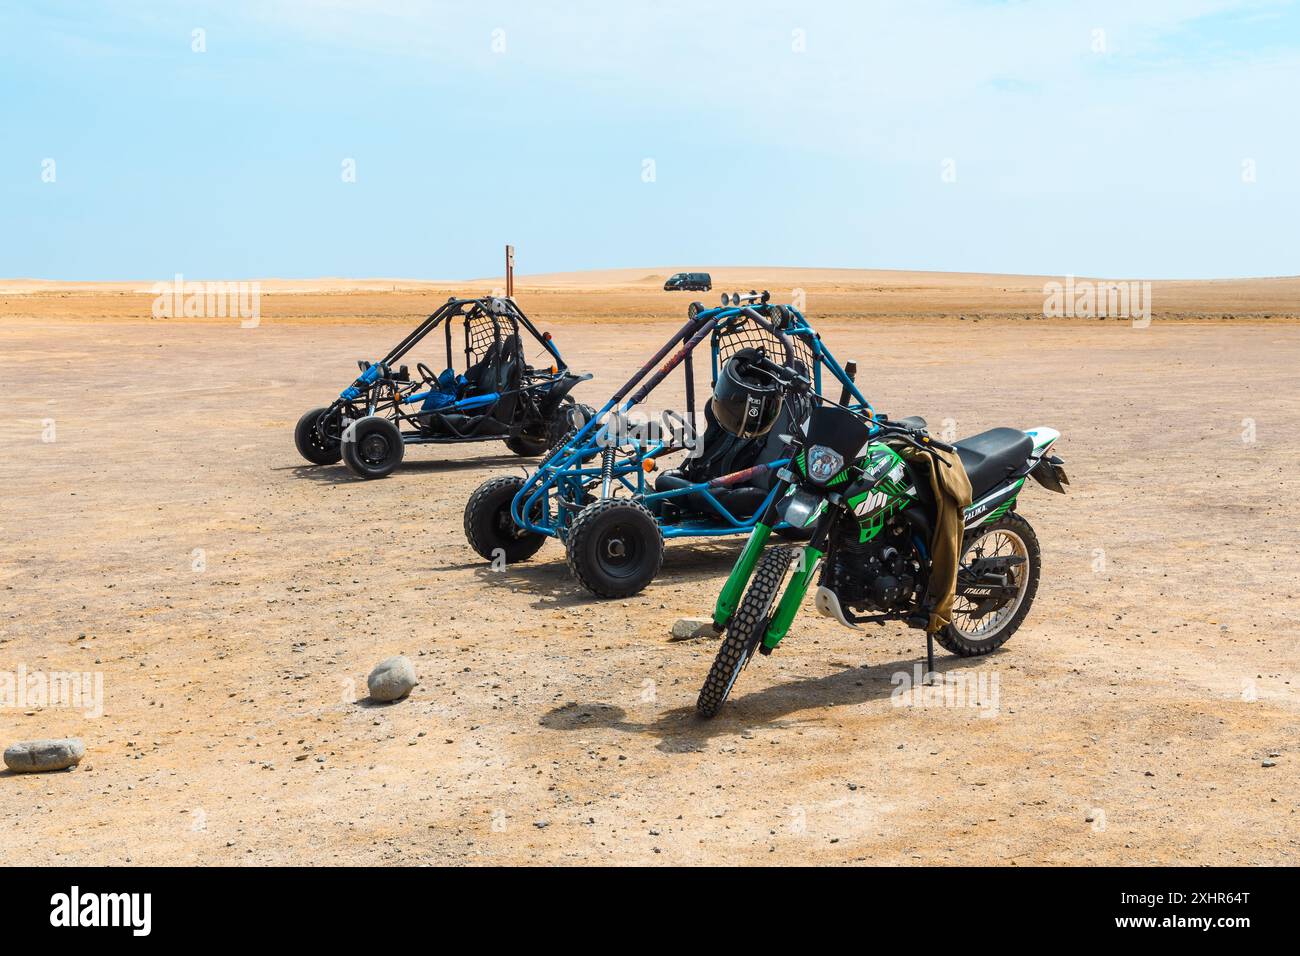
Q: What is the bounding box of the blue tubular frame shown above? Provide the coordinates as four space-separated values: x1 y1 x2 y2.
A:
325 295 584 445
510 301 875 540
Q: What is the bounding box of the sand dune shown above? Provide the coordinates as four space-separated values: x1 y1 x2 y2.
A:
2 268 1296 324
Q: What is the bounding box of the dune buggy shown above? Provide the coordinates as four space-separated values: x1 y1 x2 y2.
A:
464 292 874 597
294 296 591 478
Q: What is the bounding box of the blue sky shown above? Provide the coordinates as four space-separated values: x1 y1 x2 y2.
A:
2 0 1297 280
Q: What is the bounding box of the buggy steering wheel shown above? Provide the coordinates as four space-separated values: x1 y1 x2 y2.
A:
417 362 438 385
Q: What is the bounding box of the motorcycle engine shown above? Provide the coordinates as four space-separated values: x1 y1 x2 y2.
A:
826 522 918 613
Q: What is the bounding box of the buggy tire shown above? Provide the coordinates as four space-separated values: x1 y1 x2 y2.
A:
565 499 663 598
543 403 599 464
504 401 596 457
697 546 794 717
503 433 550 457
295 406 342 465
340 415 404 479
934 513 1040 657
464 475 547 564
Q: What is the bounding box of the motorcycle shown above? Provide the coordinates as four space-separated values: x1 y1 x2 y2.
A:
695 354 1068 717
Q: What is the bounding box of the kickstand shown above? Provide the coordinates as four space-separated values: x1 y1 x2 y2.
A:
925 631 936 686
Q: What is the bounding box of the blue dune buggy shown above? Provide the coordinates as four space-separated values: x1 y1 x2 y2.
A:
463 292 875 597
295 296 592 478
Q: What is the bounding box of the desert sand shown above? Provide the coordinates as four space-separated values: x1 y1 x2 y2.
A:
1 268 1297 865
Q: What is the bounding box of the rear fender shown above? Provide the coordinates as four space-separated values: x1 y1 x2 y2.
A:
539 372 593 415
1022 426 1067 494
1029 455 1069 494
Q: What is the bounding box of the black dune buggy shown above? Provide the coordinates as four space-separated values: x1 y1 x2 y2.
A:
294 296 592 478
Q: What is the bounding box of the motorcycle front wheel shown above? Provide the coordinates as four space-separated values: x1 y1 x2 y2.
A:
696 546 796 718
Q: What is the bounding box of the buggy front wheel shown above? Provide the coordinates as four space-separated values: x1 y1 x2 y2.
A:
341 415 404 479
294 407 342 465
565 499 663 598
464 475 548 564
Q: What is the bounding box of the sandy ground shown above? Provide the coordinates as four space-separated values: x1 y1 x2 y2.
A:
1 270 1298 866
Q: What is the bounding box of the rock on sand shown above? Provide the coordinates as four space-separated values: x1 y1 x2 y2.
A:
4 739 86 773
367 656 418 702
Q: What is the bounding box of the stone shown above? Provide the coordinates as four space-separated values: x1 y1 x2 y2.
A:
4 739 86 773
367 656 418 702
670 618 719 641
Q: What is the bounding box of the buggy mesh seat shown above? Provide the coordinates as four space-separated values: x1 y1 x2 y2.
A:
423 334 524 436
652 393 806 519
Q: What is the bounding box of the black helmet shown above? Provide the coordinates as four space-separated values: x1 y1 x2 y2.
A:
710 348 783 439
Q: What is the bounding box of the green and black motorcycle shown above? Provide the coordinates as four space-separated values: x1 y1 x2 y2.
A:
695 353 1068 717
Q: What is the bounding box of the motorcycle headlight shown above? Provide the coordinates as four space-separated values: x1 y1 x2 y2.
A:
805 445 844 484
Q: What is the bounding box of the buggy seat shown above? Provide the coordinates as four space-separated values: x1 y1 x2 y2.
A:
652 393 805 519
418 334 525 436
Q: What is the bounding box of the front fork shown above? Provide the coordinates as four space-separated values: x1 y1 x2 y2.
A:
761 544 824 651
711 521 773 630
711 481 830 652
712 479 791 629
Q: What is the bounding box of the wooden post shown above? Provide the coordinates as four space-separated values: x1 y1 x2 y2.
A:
505 244 515 299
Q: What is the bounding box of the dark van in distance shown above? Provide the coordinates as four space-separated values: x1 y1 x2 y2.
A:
664 272 712 292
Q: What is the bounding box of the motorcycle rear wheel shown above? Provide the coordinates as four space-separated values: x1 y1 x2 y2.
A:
935 513 1040 657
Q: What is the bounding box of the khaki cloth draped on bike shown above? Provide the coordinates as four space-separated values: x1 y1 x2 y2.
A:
900 445 973 633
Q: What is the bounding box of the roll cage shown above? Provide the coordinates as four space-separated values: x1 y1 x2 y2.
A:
511 296 873 539
324 296 585 445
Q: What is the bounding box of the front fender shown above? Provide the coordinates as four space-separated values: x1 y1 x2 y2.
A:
776 487 826 529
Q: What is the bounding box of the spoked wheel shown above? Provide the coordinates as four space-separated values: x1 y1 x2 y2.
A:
294 406 342 465
697 547 795 718
936 513 1040 657
340 415 405 479
565 498 663 598
463 475 547 563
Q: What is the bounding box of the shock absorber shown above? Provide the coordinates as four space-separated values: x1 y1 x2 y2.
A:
600 446 615 498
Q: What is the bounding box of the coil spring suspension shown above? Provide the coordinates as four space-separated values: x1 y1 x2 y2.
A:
600 446 615 498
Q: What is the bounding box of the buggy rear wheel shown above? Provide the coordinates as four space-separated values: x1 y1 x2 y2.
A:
543 403 599 464
340 415 404 479
294 406 342 465
504 401 595 457
464 475 547 564
565 498 663 598
503 431 550 457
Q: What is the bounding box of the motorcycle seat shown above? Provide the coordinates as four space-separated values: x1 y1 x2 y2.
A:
954 427 1033 498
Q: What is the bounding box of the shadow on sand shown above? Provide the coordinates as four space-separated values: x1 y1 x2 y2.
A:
539 650 1000 753
430 537 750 609
279 455 526 484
